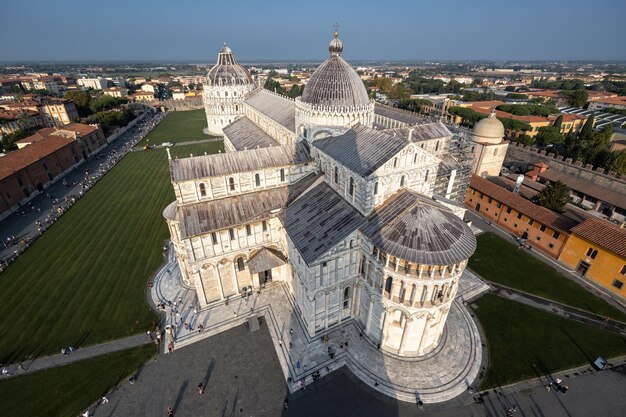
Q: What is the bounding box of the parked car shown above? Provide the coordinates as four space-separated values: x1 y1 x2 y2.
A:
162 142 174 147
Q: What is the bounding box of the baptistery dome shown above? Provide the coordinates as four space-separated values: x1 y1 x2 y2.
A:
301 32 370 108
206 44 253 87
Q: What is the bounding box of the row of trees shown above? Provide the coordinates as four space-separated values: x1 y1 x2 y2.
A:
263 78 304 98
530 78 585 91
495 104 559 117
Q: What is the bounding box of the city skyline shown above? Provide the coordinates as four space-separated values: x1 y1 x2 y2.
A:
1 0 625 62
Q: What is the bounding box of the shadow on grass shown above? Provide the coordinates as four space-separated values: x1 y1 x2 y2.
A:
561 327 594 365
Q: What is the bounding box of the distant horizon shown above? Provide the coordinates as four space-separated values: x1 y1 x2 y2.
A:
1 0 625 62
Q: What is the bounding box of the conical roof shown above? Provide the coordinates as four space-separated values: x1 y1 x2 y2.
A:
206 43 253 87
300 32 370 108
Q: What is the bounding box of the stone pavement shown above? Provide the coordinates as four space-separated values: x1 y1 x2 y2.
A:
0 334 151 380
150 245 490 404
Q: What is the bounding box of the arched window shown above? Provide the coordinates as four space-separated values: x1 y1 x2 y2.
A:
334 166 339 184
225 91 228 97
280 168 285 182
384 277 393 296
413 153 418 163
420 285 428 305
343 287 351 309
493 148 498 156
399 282 406 303
400 175 406 187
431 285 439 303
236 257 245 271
349 239 354 249
393 157 398 168
373 181 379 195
235 104 239 112
435 141 440 152
199 183 206 197
425 170 429 182
410 284 417 305
228 177 235 191
255 173 261 187
349 177 354 196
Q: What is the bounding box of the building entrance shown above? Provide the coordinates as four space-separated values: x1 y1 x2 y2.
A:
259 269 272 285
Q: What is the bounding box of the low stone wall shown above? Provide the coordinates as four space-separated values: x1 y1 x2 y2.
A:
151 98 203 111
505 142 626 194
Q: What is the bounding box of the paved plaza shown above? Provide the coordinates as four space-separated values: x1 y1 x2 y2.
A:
149 245 490 404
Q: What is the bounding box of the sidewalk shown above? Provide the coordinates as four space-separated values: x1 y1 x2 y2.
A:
0 334 152 379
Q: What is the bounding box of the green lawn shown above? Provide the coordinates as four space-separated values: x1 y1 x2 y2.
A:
474 294 626 389
0 345 155 417
469 232 626 322
0 141 223 363
139 109 213 145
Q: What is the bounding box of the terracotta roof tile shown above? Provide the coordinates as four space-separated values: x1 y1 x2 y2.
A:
0 136 76 181
570 218 626 258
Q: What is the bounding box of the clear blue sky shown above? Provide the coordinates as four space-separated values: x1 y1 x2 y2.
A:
2 0 625 62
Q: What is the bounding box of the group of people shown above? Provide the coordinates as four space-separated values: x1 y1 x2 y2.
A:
0 111 165 270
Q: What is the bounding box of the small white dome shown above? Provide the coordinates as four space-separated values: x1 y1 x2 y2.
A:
473 110 504 144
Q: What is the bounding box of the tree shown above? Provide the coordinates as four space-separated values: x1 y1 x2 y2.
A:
505 93 528 100
496 104 558 117
498 117 531 133
0 130 28 152
532 181 570 213
264 78 286 95
64 90 92 117
516 134 534 146
536 126 564 146
579 113 595 139
553 114 563 130
504 86 516 92
89 95 127 113
606 149 626 174
568 89 589 108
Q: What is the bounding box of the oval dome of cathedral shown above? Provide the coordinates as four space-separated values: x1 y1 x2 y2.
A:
472 111 505 144
363 190 477 266
206 44 253 87
300 32 370 108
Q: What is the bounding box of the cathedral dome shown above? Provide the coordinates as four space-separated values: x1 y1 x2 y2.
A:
472 110 505 144
206 43 253 87
300 32 370 108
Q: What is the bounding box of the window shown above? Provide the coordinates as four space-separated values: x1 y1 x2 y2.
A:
586 248 598 259
17 176 24 187
43 162 48 171
496 202 502 208
384 277 393 294
343 287 351 309
479 192 483 199
493 148 498 156
400 175 406 187
621 265 626 276
349 239 354 249
211 232 218 245
229 229 235 240
322 261 327 268
435 141 440 152
528 219 534 225
413 154 418 163
393 157 398 168
280 168 285 182
246 225 252 236
536 236 541 241
488 197 493 203
262 220 267 232
540 224 547 232
334 167 339 184
506 207 512 214
199 183 206 197
613 280 624 290
349 177 354 196
236 257 245 271
255 173 261 187
517 213 523 220
425 170 429 182
514 223 518 228
553 232 560 239
228 177 235 191
548 243 554 249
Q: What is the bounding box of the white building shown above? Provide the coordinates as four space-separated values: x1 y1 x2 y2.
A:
77 77 108 90
165 32 477 358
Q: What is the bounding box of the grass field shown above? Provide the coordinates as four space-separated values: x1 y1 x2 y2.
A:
139 109 212 145
0 141 223 363
474 294 626 389
469 232 626 322
0 345 155 417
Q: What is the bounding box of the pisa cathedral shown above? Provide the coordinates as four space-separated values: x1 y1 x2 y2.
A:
164 32 506 357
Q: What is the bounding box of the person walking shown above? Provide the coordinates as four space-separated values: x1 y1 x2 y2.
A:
198 383 205 396
167 406 174 416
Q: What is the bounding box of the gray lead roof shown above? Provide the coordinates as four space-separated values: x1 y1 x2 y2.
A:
313 124 409 177
169 143 310 182
223 116 280 150
245 89 296 132
384 121 452 142
362 189 476 265
285 182 365 265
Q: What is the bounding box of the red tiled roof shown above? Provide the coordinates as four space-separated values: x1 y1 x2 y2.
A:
570 218 626 258
469 174 579 233
0 136 76 181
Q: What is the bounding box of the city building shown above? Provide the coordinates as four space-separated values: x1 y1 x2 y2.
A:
131 91 155 102
103 87 128 98
0 96 78 128
0 108 44 135
165 33 477 361
77 77 108 90
465 174 576 258
558 218 626 301
471 110 509 177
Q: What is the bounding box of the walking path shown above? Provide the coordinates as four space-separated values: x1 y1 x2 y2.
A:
0 334 151 380
149 246 490 404
130 137 221 152
491 283 626 335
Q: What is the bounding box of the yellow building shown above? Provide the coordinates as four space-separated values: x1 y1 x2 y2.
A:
558 218 626 301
